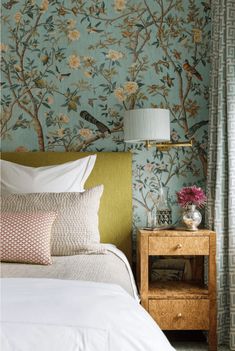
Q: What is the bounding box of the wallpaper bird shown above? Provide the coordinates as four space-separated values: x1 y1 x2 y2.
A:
80 111 111 134
2 0 18 10
186 120 208 139
183 60 203 81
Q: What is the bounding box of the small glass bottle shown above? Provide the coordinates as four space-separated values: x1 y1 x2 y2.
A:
157 186 172 226
146 206 157 229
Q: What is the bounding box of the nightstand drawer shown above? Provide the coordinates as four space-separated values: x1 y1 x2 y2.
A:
149 299 209 330
149 236 209 255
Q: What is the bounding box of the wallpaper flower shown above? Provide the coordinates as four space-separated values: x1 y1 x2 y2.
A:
0 0 211 235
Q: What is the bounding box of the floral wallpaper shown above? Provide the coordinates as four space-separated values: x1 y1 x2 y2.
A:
0 0 211 237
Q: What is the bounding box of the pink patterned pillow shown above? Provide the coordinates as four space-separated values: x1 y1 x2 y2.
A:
0 212 57 265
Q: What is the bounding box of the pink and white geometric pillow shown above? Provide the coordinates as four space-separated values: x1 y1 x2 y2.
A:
0 212 57 265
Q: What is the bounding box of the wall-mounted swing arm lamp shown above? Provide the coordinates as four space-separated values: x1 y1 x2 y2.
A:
123 108 193 151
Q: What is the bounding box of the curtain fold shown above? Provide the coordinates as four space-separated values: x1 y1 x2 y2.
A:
207 0 235 348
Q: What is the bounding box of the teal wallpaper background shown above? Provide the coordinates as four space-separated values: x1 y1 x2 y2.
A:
1 0 211 233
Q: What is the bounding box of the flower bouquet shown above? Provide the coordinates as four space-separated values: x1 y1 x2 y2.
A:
176 186 207 231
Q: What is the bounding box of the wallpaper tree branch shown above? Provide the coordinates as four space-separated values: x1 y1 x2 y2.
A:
1 0 211 229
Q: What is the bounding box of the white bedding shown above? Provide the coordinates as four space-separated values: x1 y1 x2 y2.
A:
1 278 175 351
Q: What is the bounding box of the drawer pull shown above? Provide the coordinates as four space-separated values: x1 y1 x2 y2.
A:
176 244 182 249
177 313 182 318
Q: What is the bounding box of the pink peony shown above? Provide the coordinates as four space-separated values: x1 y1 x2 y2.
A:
176 186 207 208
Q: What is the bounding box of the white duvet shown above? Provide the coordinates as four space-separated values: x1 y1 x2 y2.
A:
1 278 175 351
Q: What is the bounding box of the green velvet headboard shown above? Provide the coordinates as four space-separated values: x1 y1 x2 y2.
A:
1 152 132 262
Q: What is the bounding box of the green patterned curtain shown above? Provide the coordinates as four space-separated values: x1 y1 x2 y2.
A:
207 0 235 349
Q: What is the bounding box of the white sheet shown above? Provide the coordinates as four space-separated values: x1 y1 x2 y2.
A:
1 278 175 351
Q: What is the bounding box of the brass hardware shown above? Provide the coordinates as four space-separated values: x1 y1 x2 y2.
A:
144 140 193 151
176 244 182 249
177 313 182 318
145 140 152 149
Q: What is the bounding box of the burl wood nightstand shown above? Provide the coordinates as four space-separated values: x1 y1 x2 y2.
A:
137 229 217 351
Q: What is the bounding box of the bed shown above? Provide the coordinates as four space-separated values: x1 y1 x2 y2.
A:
0 152 175 351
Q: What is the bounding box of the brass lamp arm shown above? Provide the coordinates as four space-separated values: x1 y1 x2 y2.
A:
145 140 193 151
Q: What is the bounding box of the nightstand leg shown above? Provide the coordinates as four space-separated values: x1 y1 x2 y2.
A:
208 322 217 350
139 235 149 311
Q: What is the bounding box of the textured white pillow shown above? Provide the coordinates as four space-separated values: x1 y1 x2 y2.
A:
1 185 104 256
0 155 96 195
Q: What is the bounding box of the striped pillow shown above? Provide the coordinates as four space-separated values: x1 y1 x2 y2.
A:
0 212 57 265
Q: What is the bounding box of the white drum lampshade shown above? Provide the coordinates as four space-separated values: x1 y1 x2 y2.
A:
124 108 170 143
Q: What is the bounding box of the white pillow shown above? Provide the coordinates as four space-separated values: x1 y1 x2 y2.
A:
0 155 96 195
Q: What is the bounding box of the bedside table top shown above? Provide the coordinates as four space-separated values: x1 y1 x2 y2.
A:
138 228 215 237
